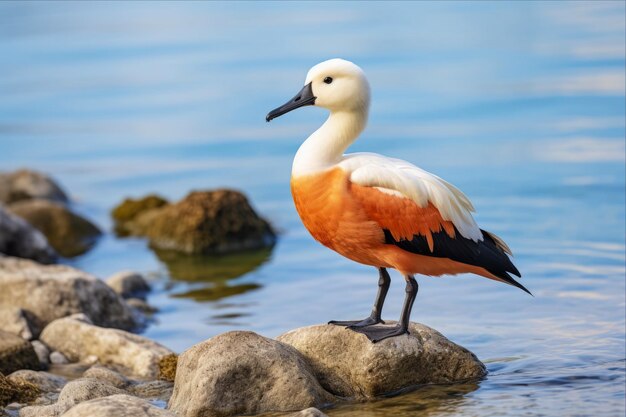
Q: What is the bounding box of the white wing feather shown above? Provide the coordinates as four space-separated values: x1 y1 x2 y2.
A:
339 152 483 241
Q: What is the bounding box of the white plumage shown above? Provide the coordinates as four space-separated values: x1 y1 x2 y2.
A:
339 152 483 242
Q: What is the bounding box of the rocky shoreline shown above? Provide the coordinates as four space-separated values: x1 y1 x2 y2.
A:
1 170 487 416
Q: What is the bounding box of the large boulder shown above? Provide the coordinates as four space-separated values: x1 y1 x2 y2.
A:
40 315 173 379
0 170 68 205
0 207 56 263
277 323 487 399
0 257 136 331
168 331 334 417
113 190 276 255
60 394 176 417
0 330 39 375
8 200 101 258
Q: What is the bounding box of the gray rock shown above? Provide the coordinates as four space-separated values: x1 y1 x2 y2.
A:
0 257 136 331
40 316 173 378
0 170 68 205
19 378 126 417
0 208 56 264
49 352 69 365
0 307 40 340
125 298 158 314
7 370 67 393
0 330 39 374
288 408 329 417
31 341 50 367
128 380 173 403
105 271 150 299
82 366 130 389
8 200 101 258
168 331 334 417
277 323 487 399
60 394 175 417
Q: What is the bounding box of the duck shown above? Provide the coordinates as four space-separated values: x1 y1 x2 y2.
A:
266 58 529 343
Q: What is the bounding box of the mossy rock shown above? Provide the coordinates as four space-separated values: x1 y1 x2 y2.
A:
8 199 101 258
158 353 177 382
112 194 169 223
146 190 276 255
0 372 41 407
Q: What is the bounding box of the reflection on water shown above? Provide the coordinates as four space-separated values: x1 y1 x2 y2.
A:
155 247 272 303
0 1 624 416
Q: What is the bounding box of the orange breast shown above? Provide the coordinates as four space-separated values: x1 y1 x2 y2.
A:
291 168 385 266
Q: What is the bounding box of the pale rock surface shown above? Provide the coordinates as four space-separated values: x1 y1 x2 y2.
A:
49 352 69 365
0 330 39 374
0 307 39 340
19 378 126 417
277 323 487 399
60 394 176 417
30 341 50 366
0 208 56 264
168 331 334 417
105 271 150 299
82 365 130 389
40 316 173 378
0 257 136 330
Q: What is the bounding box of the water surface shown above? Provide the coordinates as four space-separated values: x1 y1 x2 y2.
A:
1 2 624 416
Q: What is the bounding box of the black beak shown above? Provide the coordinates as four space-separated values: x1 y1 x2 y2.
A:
266 82 316 122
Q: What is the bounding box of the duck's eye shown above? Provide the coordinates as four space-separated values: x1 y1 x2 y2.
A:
323 77 333 84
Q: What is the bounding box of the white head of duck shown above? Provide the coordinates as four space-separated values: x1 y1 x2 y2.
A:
266 58 372 176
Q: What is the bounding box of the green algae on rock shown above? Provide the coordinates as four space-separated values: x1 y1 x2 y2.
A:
0 372 41 407
111 194 169 236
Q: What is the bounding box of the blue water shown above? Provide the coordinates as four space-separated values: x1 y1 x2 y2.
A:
1 2 624 416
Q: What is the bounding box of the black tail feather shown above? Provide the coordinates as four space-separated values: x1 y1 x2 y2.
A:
383 227 530 295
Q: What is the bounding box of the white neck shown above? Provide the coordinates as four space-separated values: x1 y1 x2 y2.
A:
292 109 368 177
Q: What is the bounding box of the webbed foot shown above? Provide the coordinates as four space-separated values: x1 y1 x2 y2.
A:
328 316 384 328
349 324 409 343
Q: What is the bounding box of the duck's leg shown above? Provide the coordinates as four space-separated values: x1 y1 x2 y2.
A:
350 275 418 343
328 267 390 328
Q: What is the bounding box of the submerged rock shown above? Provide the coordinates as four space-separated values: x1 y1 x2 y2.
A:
0 170 68 205
105 271 150 299
40 315 173 378
60 394 176 417
288 408 329 417
8 199 101 258
0 257 136 331
0 371 40 407
0 330 39 375
0 207 56 264
168 331 334 417
113 190 276 255
277 323 487 399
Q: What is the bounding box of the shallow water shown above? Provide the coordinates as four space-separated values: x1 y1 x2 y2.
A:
1 2 624 416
